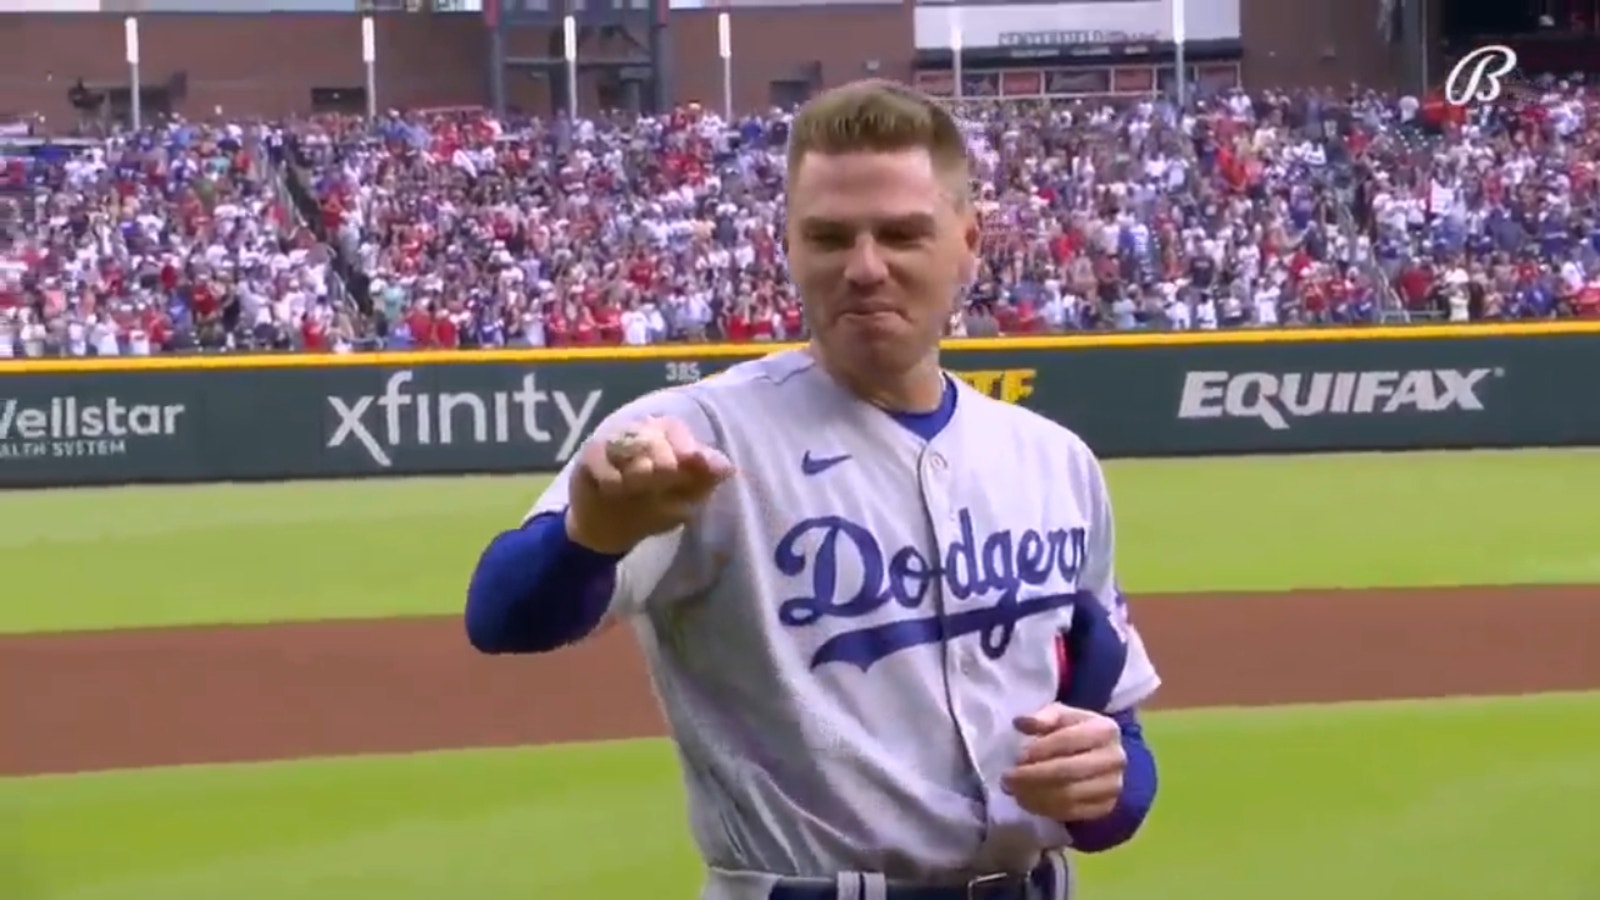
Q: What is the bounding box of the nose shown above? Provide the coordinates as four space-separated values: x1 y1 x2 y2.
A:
843 236 888 287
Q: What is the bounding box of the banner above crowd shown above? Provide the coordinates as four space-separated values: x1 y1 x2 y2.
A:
912 0 1241 52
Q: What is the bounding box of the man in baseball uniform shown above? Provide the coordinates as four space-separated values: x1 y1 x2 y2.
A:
466 80 1161 900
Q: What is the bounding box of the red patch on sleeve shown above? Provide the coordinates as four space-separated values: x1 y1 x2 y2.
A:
1055 632 1072 699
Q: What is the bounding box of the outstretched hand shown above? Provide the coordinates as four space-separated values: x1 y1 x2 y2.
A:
566 416 735 555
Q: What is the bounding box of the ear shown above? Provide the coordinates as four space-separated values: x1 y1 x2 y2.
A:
958 208 980 285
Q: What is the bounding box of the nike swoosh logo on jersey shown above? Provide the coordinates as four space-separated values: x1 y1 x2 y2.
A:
800 451 851 475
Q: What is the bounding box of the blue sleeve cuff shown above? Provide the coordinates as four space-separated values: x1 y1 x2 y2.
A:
1064 709 1157 853
464 511 622 654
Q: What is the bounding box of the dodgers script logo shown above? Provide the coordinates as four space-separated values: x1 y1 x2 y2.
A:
774 509 1088 670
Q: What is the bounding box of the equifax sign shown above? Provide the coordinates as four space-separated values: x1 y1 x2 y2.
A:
1176 368 1500 431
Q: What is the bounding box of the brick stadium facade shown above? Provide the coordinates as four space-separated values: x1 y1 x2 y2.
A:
0 0 1415 126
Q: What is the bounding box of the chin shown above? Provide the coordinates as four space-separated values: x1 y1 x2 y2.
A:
828 323 928 371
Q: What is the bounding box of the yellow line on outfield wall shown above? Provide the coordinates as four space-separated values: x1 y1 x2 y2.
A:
4 320 1599 376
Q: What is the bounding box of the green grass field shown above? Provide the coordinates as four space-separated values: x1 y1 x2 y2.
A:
5 448 1599 635
4 448 1599 899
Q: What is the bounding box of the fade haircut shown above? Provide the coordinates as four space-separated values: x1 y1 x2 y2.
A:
785 79 972 208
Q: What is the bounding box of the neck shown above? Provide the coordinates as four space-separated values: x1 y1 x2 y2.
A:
808 342 945 413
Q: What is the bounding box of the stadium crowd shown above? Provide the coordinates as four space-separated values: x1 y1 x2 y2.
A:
3 78 1598 357
1 122 356 356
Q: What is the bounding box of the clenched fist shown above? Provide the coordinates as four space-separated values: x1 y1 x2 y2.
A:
1002 703 1126 822
566 416 735 555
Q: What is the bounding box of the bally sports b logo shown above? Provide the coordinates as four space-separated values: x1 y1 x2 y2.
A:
773 510 1088 671
1444 45 1518 106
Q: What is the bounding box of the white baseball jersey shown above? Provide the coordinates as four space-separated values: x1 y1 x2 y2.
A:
526 348 1160 890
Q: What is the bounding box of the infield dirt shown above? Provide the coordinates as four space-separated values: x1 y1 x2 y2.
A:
4 586 1597 776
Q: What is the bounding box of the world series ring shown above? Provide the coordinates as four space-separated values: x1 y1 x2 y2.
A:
606 430 646 462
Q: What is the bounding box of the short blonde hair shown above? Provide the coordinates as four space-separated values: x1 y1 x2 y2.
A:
786 79 971 206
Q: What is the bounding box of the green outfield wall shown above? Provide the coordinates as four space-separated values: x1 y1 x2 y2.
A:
2 323 1597 487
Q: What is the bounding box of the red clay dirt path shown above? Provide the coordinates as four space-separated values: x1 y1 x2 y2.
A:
3 586 1598 776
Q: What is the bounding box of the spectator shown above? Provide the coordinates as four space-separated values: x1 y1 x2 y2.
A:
8 79 1597 359
2 121 351 358
1344 76 1600 322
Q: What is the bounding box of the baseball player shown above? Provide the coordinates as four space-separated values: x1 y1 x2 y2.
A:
466 79 1161 900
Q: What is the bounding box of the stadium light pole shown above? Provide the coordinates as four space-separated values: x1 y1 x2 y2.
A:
124 17 141 131
362 16 377 120
564 15 579 121
1172 0 1187 108
718 12 732 121
950 18 963 102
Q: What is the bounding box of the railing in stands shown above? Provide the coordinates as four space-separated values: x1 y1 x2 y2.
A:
1314 121 1410 325
259 130 359 324
1332 194 1409 323
268 131 384 348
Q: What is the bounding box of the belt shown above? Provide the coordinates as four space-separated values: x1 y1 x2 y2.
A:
766 860 1056 900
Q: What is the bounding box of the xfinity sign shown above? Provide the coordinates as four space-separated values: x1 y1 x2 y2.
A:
1177 368 1499 430
326 370 603 467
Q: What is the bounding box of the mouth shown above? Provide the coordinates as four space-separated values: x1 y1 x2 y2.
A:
835 308 905 338
838 308 901 325
838 303 902 320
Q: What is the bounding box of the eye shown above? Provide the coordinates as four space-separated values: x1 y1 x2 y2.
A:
805 229 853 250
877 228 926 248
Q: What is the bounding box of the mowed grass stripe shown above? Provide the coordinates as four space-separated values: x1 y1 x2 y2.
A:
3 448 1598 633
4 693 1597 900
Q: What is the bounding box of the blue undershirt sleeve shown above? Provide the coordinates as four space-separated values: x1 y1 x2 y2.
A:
464 510 623 654
1063 709 1158 853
